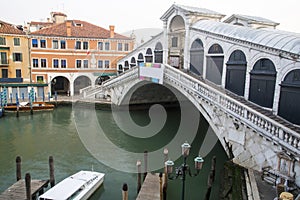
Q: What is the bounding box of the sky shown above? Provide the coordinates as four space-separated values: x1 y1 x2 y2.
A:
1 0 300 34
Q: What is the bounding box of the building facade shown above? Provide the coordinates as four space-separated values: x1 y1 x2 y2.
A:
28 13 134 96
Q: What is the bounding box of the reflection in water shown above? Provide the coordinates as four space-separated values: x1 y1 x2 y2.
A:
0 102 228 199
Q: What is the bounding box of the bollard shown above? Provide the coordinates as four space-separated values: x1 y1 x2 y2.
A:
25 173 31 200
143 150 148 180
16 156 21 181
136 160 142 194
122 183 128 200
49 156 55 187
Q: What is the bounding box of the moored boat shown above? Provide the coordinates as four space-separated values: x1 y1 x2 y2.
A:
39 170 105 200
4 102 54 112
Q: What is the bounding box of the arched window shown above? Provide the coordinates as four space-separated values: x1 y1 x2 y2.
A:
189 39 204 75
145 48 153 63
249 58 276 108
154 42 163 63
137 53 144 66
124 61 129 71
225 50 247 96
206 44 224 85
130 57 136 67
278 69 300 125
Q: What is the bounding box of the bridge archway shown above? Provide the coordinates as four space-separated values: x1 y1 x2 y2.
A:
225 50 247 96
51 76 70 95
249 58 276 108
130 57 136 67
190 38 204 76
145 48 153 63
206 43 224 85
278 69 300 125
137 53 144 66
74 76 91 94
154 42 163 63
124 61 129 71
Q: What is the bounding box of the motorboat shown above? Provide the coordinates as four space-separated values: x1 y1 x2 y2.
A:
39 170 105 200
4 102 54 112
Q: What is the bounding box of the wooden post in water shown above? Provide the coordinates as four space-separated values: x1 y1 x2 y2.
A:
122 183 128 200
143 150 148 181
136 160 142 194
16 156 21 181
163 148 168 200
159 172 163 200
25 173 31 200
204 156 216 200
49 156 55 187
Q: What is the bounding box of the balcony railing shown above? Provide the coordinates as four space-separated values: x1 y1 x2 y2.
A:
0 78 23 83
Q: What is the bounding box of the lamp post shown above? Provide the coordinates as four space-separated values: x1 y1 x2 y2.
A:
164 142 204 200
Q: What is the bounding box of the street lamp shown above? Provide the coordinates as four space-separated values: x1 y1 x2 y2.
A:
164 142 204 200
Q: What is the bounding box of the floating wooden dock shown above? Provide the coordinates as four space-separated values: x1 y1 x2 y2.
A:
136 173 165 200
0 179 49 200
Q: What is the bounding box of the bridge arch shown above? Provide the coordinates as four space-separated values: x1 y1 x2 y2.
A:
278 69 300 125
130 57 136 67
145 48 153 63
124 60 129 71
225 50 247 96
189 38 204 76
249 58 277 108
206 43 224 85
154 42 163 63
137 53 144 66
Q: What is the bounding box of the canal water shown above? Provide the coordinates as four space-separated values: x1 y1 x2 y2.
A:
0 101 228 200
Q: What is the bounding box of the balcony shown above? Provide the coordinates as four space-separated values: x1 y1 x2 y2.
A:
0 78 23 83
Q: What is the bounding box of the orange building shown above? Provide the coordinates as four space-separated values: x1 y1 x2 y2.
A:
29 13 134 96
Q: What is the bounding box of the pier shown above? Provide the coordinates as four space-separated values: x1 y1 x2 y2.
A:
136 173 165 200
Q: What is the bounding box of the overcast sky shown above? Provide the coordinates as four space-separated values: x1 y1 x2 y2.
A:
1 0 299 33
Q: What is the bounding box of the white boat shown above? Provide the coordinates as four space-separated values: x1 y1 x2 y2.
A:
39 170 105 200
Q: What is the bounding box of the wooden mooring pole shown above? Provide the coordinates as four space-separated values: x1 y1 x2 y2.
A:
143 151 148 181
137 160 142 194
204 156 216 200
49 156 55 187
163 148 168 200
122 183 128 200
16 156 21 181
25 173 31 200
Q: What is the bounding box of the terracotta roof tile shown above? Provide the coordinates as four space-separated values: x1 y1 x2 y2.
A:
0 20 25 35
30 20 130 39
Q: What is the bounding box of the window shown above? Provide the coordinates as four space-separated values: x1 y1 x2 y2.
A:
37 76 44 83
105 60 110 68
60 40 66 49
14 38 20 46
105 42 110 51
13 53 22 62
124 43 129 51
40 39 46 48
61 59 66 68
76 60 82 68
0 52 8 64
33 58 39 67
53 59 59 68
171 37 178 47
16 69 21 78
83 41 89 50
0 37 6 45
41 59 47 68
1 69 8 78
32 39 38 47
83 60 89 68
98 42 103 50
53 40 58 49
98 60 103 68
118 43 123 51
75 41 81 49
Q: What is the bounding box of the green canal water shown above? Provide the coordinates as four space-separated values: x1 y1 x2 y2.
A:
0 101 228 200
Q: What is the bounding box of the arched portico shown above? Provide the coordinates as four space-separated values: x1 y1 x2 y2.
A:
74 76 92 95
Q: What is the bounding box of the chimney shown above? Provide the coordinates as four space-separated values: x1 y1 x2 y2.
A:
109 25 115 38
66 21 72 36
